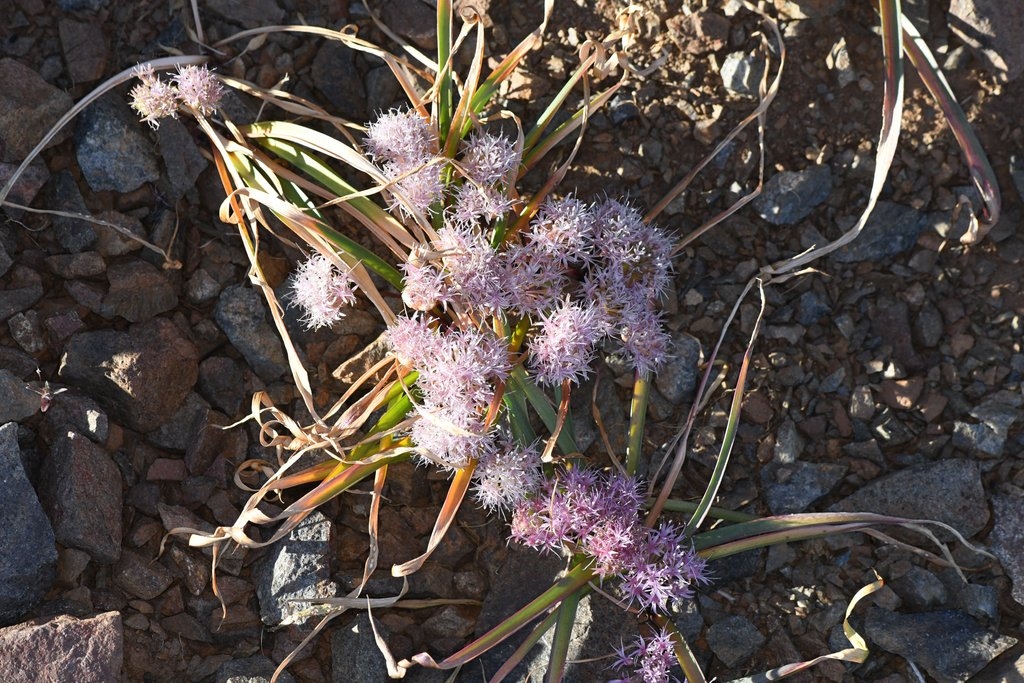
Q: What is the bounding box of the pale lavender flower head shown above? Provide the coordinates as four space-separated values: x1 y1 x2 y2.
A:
288 253 358 329
500 243 566 316
528 196 595 266
460 131 520 185
387 315 442 368
129 65 179 128
618 305 671 376
390 165 444 216
401 246 450 312
173 65 223 116
436 224 508 311
452 183 513 225
365 109 436 168
473 436 542 510
610 628 679 683
529 298 606 386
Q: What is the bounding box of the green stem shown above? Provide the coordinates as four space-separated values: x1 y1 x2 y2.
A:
625 372 650 476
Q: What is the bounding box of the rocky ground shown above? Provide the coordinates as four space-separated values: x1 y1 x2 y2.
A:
0 0 1023 681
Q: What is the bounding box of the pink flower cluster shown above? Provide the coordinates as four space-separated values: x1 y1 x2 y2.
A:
287 253 358 329
610 628 680 683
129 64 222 128
510 469 708 613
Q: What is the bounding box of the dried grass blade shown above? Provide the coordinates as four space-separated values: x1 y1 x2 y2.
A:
391 462 475 576
900 14 999 243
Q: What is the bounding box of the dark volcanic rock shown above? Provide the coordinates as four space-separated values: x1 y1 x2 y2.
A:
0 612 123 682
75 93 160 193
0 58 73 163
39 431 123 564
865 607 1017 682
0 423 56 625
59 318 198 431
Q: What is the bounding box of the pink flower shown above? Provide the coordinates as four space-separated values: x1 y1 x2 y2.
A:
129 65 179 128
173 65 223 117
287 253 358 329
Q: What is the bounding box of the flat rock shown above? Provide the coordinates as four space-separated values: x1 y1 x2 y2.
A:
949 0 1024 81
39 391 109 445
706 615 766 667
75 93 160 193
156 118 208 202
865 607 1017 682
38 431 123 563
0 158 49 214
113 549 174 600
832 201 927 263
753 165 832 225
762 460 848 514
0 423 56 626
217 654 294 683
0 58 73 163
310 40 368 122
990 488 1024 607
214 284 288 382
0 369 40 423
774 0 845 19
59 317 198 432
58 17 107 83
45 170 98 253
830 459 988 539
655 333 702 404
0 611 122 683
101 259 178 322
667 9 730 54
253 510 337 626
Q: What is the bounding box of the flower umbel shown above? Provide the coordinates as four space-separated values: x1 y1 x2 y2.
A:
173 65 223 116
129 65 179 129
288 253 358 329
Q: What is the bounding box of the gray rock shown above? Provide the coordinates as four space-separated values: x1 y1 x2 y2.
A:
147 392 209 452
38 431 123 564
155 117 207 202
949 0 1024 81
101 260 178 322
59 318 198 432
952 421 1006 457
667 9 730 55
205 0 284 26
826 37 857 88
720 51 765 97
75 93 160 193
773 420 804 464
762 460 847 514
891 566 948 610
311 41 367 122
214 284 289 382
331 614 391 683
913 302 944 348
706 615 765 667
92 210 145 257
0 612 123 683
0 423 56 626
832 202 927 263
864 607 1017 682
46 171 97 253
58 17 107 83
44 252 106 279
8 311 45 354
0 267 44 323
185 268 221 304
198 356 246 416
795 289 831 326
377 0 436 50
832 459 989 539
753 165 832 225
253 510 337 626
990 488 1024 607
655 334 701 404
0 58 74 163
217 654 294 683
57 0 108 9
773 0 845 19
113 549 174 600
0 158 49 217
39 391 108 445
0 369 40 423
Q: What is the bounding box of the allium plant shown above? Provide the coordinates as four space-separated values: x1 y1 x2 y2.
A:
0 1 992 681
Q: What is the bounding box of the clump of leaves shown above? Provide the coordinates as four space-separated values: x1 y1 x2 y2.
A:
1 0 1002 681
